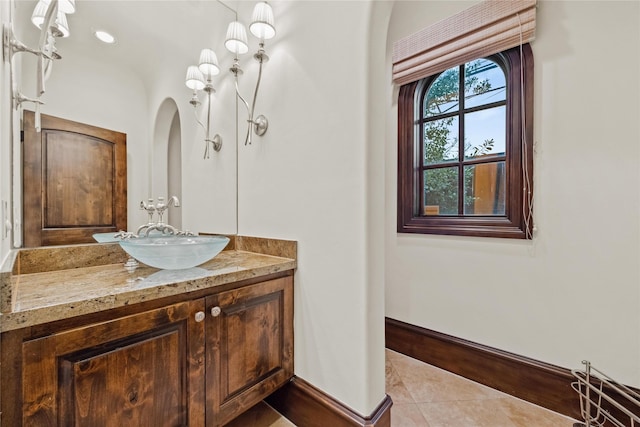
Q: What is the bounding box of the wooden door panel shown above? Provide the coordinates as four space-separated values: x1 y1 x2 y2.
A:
59 329 183 427
206 276 294 427
44 132 114 227
21 300 205 427
224 293 283 395
23 111 127 247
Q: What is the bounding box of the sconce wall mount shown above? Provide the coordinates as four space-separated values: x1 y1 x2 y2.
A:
185 49 223 158
183 1 276 157
3 0 74 128
225 1 276 145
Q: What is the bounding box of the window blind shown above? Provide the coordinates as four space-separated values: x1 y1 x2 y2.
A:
392 0 536 85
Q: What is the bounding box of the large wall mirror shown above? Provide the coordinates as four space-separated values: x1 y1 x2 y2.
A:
11 0 239 247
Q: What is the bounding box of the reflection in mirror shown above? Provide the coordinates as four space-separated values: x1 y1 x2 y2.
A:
12 0 239 247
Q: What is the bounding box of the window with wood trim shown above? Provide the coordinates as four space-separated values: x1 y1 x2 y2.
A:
397 44 533 239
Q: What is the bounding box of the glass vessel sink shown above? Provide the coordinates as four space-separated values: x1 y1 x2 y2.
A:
118 235 230 270
93 230 162 243
93 232 121 243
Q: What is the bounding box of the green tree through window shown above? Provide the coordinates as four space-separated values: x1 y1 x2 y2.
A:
421 59 505 216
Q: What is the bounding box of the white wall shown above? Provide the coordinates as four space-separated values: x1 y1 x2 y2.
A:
167 110 182 229
147 47 238 236
367 0 394 414
0 1 12 264
236 0 387 416
385 0 640 387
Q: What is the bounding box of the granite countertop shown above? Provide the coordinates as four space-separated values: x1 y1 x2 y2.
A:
0 236 296 332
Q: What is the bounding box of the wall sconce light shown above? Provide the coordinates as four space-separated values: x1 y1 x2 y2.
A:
185 48 223 158
3 0 73 130
31 0 73 38
225 1 276 145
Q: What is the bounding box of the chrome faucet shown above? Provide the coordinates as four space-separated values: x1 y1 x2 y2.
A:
155 196 180 222
141 222 179 237
136 196 181 236
137 198 157 235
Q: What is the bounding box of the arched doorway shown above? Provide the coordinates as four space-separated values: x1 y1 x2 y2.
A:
152 98 182 229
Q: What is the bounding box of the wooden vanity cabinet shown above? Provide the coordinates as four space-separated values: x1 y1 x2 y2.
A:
205 276 294 426
3 274 294 427
20 299 206 427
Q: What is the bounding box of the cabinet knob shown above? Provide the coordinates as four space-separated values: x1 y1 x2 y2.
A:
194 311 205 322
211 306 222 317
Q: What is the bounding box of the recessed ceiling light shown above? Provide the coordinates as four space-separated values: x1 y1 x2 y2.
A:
94 30 116 44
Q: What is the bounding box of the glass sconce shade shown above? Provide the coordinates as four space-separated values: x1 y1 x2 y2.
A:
57 0 75 14
198 49 220 77
225 21 249 55
250 2 276 40
32 2 70 37
185 66 206 91
40 0 76 14
31 1 48 27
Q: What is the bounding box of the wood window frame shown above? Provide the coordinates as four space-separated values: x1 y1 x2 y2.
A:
397 44 534 239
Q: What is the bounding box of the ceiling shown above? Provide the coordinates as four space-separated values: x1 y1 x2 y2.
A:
13 0 237 81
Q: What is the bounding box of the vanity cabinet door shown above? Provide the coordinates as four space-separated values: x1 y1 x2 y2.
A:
205 276 294 427
21 300 206 427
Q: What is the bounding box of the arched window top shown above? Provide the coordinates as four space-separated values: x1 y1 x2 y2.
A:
397 45 534 239
424 57 506 117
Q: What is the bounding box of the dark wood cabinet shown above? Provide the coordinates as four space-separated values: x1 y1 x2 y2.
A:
21 299 206 427
2 274 294 427
206 276 294 426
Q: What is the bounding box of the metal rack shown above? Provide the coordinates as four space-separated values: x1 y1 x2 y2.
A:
571 360 640 427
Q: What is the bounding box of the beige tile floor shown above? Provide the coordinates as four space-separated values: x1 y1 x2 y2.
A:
224 349 580 426
224 401 296 427
386 349 579 426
